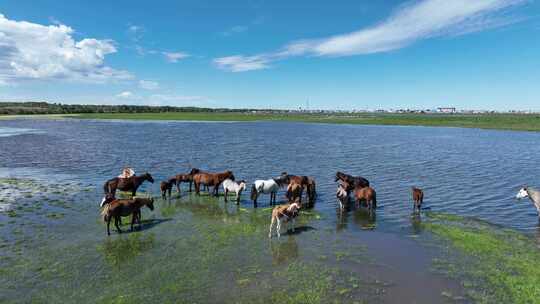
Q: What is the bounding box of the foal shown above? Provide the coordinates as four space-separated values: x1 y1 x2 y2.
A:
268 202 301 238
354 186 377 211
101 197 155 235
412 187 424 211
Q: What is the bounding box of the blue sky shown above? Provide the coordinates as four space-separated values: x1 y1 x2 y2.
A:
1 0 539 110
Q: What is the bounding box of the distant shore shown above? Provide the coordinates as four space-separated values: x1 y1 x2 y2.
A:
1 112 540 132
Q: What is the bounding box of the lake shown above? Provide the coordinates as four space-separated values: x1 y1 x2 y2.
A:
1 118 539 303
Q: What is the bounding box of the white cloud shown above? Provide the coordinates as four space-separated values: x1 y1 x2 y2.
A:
214 55 270 72
0 13 132 83
138 79 159 90
213 0 526 72
116 91 133 98
162 51 189 63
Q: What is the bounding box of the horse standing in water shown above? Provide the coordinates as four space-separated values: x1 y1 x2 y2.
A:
222 179 247 204
103 172 155 197
335 171 370 190
251 178 286 207
101 197 155 235
193 170 235 196
411 187 424 212
516 187 540 217
280 172 317 208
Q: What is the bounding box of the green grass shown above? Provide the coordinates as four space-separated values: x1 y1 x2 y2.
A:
423 212 540 304
71 112 540 132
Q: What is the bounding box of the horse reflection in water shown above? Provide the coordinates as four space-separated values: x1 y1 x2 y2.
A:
270 236 299 265
410 213 423 235
353 208 377 230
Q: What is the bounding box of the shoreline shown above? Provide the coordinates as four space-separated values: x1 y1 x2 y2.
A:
1 112 540 132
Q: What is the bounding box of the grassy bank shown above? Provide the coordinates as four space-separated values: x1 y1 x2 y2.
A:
69 112 540 132
423 213 540 303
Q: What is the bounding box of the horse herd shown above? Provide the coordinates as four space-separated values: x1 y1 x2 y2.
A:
99 167 540 237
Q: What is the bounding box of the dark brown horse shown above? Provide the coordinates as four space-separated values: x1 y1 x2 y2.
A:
103 172 154 197
193 170 235 196
101 197 155 235
335 171 369 190
286 181 304 206
160 178 176 199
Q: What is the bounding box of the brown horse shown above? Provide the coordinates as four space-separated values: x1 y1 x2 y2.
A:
280 172 317 208
412 187 424 211
101 197 155 235
335 171 370 189
173 168 203 193
193 170 235 196
286 181 304 206
103 172 154 197
354 186 377 211
160 178 176 199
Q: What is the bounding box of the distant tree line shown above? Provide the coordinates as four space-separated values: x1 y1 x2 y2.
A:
0 102 273 115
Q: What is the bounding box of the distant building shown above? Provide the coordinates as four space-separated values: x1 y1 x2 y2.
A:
437 107 456 113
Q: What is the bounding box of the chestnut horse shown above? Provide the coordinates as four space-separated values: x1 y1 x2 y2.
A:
411 187 424 211
103 172 154 197
354 186 377 211
335 171 370 190
280 172 317 208
101 197 155 235
193 170 235 196
286 181 304 206
174 168 204 193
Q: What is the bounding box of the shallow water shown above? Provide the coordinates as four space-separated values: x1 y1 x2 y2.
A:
1 119 539 303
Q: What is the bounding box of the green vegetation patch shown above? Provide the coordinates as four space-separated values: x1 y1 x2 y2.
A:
423 212 540 303
74 112 540 132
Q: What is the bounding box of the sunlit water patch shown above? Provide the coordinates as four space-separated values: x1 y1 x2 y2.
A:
0 127 43 137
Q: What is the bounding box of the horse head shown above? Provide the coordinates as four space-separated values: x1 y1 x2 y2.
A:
144 172 155 183
189 168 200 175
226 171 235 181
516 186 529 200
238 180 247 191
335 171 343 182
146 197 155 211
100 193 116 208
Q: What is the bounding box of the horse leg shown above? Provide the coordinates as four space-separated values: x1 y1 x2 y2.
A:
214 185 219 197
269 216 275 238
236 191 241 205
195 181 200 195
131 213 136 231
107 216 111 236
115 216 122 234
276 219 282 238
224 189 228 202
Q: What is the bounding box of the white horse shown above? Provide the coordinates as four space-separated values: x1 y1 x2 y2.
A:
516 186 540 217
222 179 246 204
250 179 282 207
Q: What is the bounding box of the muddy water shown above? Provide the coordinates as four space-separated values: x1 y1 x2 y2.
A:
1 119 539 303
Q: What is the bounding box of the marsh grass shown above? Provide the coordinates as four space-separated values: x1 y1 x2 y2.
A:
423 212 540 303
74 112 540 132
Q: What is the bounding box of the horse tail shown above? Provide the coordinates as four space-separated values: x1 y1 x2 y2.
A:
250 184 257 201
103 180 110 194
101 204 111 222
372 190 377 209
